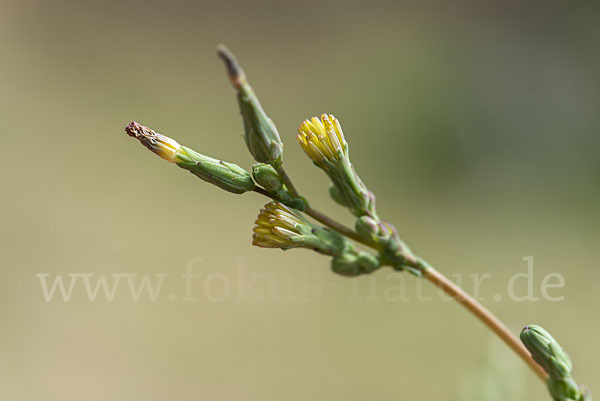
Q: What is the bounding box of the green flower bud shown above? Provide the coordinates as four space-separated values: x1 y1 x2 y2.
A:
126 122 255 194
331 253 362 277
355 216 392 242
520 325 572 380
355 216 378 239
356 252 381 273
547 378 582 401
331 250 381 277
251 164 307 210
218 45 283 167
520 325 590 401
252 163 283 192
354 216 418 274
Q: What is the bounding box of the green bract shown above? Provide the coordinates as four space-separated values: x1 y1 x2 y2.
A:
252 163 283 192
331 251 380 277
175 147 255 194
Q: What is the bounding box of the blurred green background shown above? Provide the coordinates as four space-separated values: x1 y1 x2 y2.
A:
1 0 598 400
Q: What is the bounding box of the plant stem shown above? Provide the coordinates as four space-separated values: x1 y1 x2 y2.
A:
418 260 548 381
270 165 375 247
260 169 546 381
274 165 300 199
303 205 373 247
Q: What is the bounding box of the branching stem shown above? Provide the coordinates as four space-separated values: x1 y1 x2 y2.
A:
256 168 547 381
303 205 372 247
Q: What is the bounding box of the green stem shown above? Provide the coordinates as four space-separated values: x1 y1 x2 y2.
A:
303 205 373 248
269 165 373 247
274 165 300 199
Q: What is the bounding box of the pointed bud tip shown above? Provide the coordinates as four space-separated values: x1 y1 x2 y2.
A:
217 44 246 88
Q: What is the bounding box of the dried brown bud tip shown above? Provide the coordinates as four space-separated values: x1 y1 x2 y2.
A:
217 44 246 89
125 121 181 163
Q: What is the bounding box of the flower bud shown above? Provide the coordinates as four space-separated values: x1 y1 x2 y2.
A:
298 114 377 218
252 202 346 255
251 164 307 210
520 325 572 380
297 114 346 166
252 163 283 192
331 251 380 277
126 121 255 194
520 325 589 401
355 216 391 242
125 121 181 163
331 253 362 277
218 45 283 167
252 203 381 276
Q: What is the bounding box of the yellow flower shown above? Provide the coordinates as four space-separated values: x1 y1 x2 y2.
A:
125 121 181 163
297 114 347 166
252 202 305 248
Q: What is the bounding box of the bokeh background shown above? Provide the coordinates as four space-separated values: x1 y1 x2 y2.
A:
1 0 598 400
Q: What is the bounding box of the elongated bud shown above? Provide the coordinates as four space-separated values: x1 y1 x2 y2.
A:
520 325 572 380
521 325 590 401
218 45 283 167
125 121 255 194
